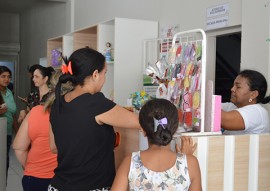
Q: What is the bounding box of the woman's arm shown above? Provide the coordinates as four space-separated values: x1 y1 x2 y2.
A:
12 113 31 167
95 105 141 129
187 154 202 191
110 154 131 191
221 110 245 130
49 124 58 153
18 106 30 123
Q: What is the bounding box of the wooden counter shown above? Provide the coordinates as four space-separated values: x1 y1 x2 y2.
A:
114 130 270 191
191 134 270 191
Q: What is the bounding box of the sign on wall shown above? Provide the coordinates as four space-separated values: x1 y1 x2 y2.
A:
206 3 229 30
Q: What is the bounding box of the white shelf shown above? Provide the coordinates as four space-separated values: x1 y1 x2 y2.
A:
98 18 158 105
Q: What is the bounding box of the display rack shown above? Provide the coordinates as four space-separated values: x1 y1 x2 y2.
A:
143 29 221 137
171 29 206 135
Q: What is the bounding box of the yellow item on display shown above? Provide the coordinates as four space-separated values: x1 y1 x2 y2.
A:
185 63 192 76
184 77 190 88
192 91 200 109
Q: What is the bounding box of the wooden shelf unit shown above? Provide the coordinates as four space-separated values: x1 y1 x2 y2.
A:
73 25 98 51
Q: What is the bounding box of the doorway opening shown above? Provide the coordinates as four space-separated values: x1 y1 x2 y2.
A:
215 32 241 102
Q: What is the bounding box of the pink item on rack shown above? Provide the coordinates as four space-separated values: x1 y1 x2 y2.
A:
212 95 222 132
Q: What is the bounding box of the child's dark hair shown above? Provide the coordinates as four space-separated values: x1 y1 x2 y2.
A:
139 98 179 146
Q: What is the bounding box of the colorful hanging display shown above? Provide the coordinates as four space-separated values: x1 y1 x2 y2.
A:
144 32 204 133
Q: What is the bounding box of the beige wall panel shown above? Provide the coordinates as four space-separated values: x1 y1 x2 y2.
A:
234 136 249 191
207 136 224 191
258 135 270 191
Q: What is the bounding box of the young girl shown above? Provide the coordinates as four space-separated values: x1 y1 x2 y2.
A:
111 98 202 191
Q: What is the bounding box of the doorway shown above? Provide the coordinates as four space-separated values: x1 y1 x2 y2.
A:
215 32 241 102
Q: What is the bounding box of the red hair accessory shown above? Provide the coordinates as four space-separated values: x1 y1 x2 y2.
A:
61 61 73 75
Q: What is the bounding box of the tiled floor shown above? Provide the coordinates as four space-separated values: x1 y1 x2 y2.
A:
6 148 23 191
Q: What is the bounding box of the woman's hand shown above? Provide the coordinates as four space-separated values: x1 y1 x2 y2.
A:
18 110 27 123
175 136 197 155
0 104 7 115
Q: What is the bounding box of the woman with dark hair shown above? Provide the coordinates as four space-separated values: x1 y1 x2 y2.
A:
222 69 270 135
48 47 141 191
18 65 54 123
0 66 18 181
111 98 202 191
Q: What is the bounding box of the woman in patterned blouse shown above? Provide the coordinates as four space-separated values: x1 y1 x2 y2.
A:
17 65 54 123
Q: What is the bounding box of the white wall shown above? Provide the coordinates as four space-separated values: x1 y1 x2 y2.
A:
73 0 241 32
242 1 269 76
241 1 270 110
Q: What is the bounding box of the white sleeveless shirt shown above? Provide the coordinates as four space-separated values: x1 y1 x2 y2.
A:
128 151 191 191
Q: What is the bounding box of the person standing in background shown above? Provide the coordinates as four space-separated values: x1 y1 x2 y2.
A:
17 65 54 123
0 66 18 183
13 71 73 191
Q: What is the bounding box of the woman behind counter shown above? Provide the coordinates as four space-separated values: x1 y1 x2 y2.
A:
221 69 270 135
